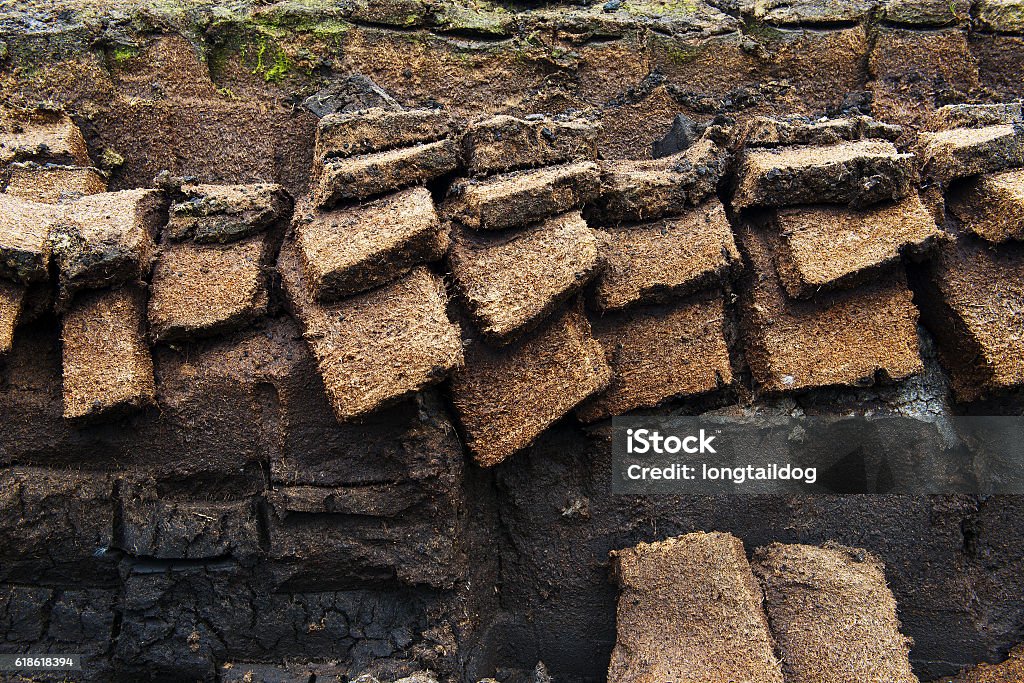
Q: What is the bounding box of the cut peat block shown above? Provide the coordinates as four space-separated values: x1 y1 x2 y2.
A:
753 543 918 683
918 125 1024 184
0 194 60 284
949 169 1024 243
914 238 1024 403
313 139 460 208
3 163 107 204
930 102 1023 130
0 279 26 355
166 182 292 244
608 532 784 683
945 644 1024 683
733 139 917 210
773 193 945 299
589 200 740 312
49 189 165 303
577 295 733 423
315 107 453 161
450 303 611 467
280 243 463 421
462 113 600 176
587 134 728 223
61 286 156 421
737 221 923 393
739 115 902 148
449 211 600 342
295 186 448 302
147 235 269 342
0 107 91 166
445 161 600 231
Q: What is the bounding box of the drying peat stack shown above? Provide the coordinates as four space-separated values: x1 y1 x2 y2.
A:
148 181 292 342
608 534 919 683
576 123 737 422
731 115 936 394
608 532 784 683
0 105 295 423
445 113 611 466
913 104 1024 402
286 106 464 422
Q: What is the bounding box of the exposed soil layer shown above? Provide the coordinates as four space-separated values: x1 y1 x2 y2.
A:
2 2 1024 682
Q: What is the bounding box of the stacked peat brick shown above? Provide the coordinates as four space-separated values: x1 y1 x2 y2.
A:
608 532 919 683
731 115 943 394
914 103 1024 403
148 179 291 343
0 105 293 422
443 113 611 466
0 106 163 421
578 123 738 422
283 106 463 422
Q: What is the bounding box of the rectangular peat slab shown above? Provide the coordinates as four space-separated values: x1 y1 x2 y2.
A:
449 211 599 342
608 532 784 683
295 187 448 302
61 286 156 421
450 302 611 467
280 242 464 421
737 219 923 393
773 193 944 299
444 161 600 231
590 199 740 312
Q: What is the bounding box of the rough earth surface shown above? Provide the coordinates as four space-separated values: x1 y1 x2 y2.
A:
2 1 1024 682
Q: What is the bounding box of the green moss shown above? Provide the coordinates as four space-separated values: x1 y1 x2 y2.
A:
111 45 140 63
624 0 698 18
264 49 292 82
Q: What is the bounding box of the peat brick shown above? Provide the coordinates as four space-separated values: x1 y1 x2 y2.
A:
0 107 91 166
589 200 739 312
773 193 944 299
733 139 917 210
0 194 59 284
930 102 1023 130
147 235 269 342
0 279 25 355
296 187 448 302
166 182 292 244
577 295 733 422
608 532 784 683
449 211 600 341
444 161 600 231
753 543 918 683
450 303 611 466
3 163 107 204
737 220 923 393
0 467 117 583
61 286 156 421
588 133 728 223
315 107 453 160
280 243 463 421
949 168 1024 243
914 238 1024 402
313 139 460 208
918 124 1024 183
462 113 600 176
49 189 165 303
739 115 902 148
